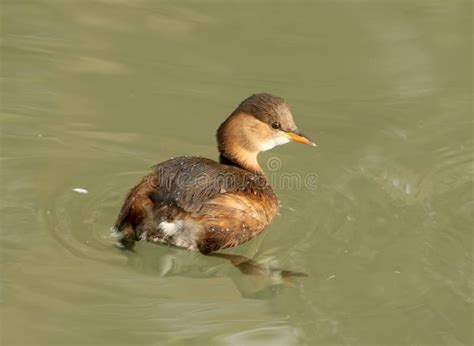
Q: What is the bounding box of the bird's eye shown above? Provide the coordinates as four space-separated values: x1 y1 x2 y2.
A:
271 122 281 129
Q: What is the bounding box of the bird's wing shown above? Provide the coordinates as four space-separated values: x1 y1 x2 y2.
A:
149 156 268 213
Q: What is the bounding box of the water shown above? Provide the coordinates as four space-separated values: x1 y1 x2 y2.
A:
1 1 472 345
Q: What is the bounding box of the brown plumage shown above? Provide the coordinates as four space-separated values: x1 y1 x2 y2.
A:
114 93 315 255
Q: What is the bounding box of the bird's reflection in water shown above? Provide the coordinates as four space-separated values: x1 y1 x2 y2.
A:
121 242 307 299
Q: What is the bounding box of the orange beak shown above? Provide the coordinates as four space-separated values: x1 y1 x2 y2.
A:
283 131 316 147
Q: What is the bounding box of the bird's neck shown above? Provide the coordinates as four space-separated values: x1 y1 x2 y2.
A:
218 149 263 174
217 113 265 174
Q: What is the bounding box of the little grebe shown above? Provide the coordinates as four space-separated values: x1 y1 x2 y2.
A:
114 93 315 254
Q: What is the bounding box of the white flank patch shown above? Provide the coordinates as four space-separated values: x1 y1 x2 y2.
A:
159 221 182 236
72 188 88 194
259 135 290 152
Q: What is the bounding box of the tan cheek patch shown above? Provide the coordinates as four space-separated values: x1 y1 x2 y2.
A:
244 118 282 151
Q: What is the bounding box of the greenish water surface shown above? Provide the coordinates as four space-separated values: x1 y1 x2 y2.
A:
1 1 472 345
